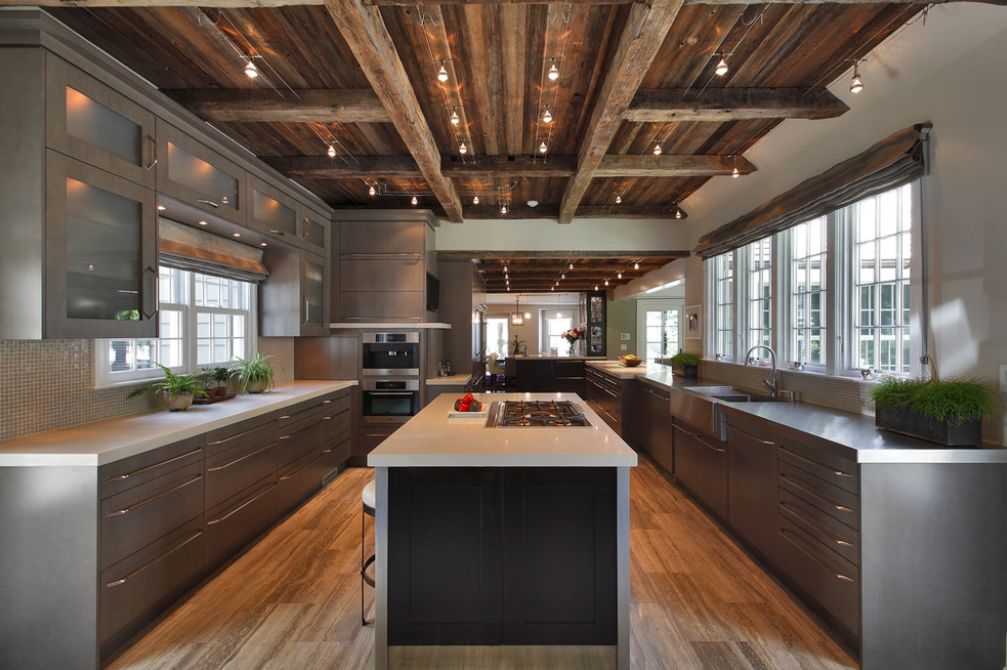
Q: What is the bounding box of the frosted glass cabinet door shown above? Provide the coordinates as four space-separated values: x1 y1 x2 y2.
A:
45 55 157 188
249 176 297 241
300 208 329 255
45 151 158 339
301 254 328 335
157 121 245 225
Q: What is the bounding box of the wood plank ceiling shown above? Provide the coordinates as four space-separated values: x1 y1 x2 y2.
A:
49 1 919 224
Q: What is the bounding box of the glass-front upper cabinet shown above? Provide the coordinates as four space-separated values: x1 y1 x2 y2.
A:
300 206 330 255
157 121 244 225
301 253 328 336
248 176 297 240
44 151 158 339
45 55 158 188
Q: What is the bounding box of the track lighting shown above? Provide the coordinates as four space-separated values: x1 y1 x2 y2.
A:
411 195 418 206
473 195 479 205
675 207 683 219
634 262 640 270
617 272 623 279
368 184 377 197
653 143 662 156
594 285 599 291
500 204 508 215
547 59 560 81
542 109 553 124
437 62 449 83
715 56 729 77
615 195 622 204
732 166 740 178
850 61 864 94
459 141 468 155
327 144 336 158
244 60 258 79
539 141 548 154
604 279 610 286
450 109 460 125
569 263 574 270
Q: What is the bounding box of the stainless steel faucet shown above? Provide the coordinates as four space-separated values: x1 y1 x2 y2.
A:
745 344 779 399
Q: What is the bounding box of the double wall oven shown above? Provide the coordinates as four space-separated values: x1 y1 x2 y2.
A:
361 332 421 425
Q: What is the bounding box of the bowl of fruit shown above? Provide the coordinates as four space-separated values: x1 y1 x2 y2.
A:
619 354 642 368
450 393 486 417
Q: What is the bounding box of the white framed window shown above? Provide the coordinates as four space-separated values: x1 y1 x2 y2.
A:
744 238 773 362
485 317 509 360
644 309 681 364
788 216 828 369
708 251 736 361
544 312 573 354
95 266 257 386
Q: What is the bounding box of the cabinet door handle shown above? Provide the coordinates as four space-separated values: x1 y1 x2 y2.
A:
278 435 291 440
836 539 854 548
303 296 310 326
833 470 852 478
106 474 202 517
208 428 258 447
279 415 292 420
197 199 220 209
780 528 856 585
344 252 422 261
322 399 333 405
107 447 202 482
730 425 776 446
834 505 853 514
143 134 158 170
207 442 274 473
105 530 202 588
835 574 855 583
697 437 727 454
141 265 158 320
269 228 285 236
206 484 276 526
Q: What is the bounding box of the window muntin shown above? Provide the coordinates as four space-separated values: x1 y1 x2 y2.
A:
546 314 573 354
790 216 828 368
485 317 509 360
96 266 256 385
711 252 735 360
745 238 773 362
644 309 680 364
851 183 913 374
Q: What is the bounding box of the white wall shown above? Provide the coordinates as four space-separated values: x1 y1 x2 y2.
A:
435 216 691 252
681 4 1007 442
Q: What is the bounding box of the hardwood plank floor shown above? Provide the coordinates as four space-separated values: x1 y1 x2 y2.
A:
107 460 857 670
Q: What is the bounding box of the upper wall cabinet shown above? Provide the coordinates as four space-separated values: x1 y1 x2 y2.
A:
45 56 158 189
300 206 330 256
248 175 298 242
156 121 245 225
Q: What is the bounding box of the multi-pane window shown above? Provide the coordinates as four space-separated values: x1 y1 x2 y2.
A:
644 309 681 364
96 266 256 385
711 252 735 360
546 314 573 354
790 217 828 368
745 238 772 361
851 183 913 374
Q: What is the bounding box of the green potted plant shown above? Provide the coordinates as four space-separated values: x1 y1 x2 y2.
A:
212 366 233 399
131 365 208 411
669 352 701 379
235 354 275 394
871 377 995 446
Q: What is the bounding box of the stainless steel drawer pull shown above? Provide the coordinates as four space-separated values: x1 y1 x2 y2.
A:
833 470 852 478
322 416 332 421
108 448 203 482
206 485 276 526
196 198 219 209
207 443 275 473
105 530 202 588
731 426 776 446
279 415 292 420
323 400 333 405
835 505 853 513
208 428 260 447
836 539 854 548
278 435 291 440
836 574 854 583
107 475 203 517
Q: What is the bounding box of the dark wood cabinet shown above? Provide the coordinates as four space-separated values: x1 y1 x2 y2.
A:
640 383 673 473
204 479 278 570
355 425 399 466
515 358 586 395
726 418 779 563
673 420 728 521
156 121 245 225
260 246 330 337
204 415 278 511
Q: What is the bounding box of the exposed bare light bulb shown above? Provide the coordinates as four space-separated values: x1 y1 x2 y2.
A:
327 144 336 158
437 62 449 83
547 60 560 81
850 62 864 94
617 272 623 279
675 207 683 219
539 141 548 154
653 143 662 156
594 285 599 291
411 195 418 206
459 141 468 155
500 204 508 215
542 109 553 124
450 110 460 125
604 279 610 286
156 204 166 212
244 60 258 79
615 195 622 204
715 56 728 77
504 265 509 273
569 263 574 270
368 184 377 197
473 195 480 205
732 166 740 178
634 262 640 270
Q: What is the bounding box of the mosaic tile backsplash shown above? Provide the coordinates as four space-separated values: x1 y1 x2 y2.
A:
0 337 296 442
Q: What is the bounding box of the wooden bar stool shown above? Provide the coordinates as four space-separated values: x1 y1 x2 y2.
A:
360 479 376 626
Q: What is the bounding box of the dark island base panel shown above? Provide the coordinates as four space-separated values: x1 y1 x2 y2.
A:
387 467 617 646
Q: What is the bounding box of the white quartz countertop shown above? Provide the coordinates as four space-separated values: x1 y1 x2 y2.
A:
328 322 451 329
368 392 638 468
586 360 676 388
510 354 606 361
426 374 472 386
0 380 357 467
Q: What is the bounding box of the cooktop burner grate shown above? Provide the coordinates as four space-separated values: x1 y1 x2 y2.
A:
487 400 591 427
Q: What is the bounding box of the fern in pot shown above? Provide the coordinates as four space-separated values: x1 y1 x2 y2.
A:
131 366 208 412
235 354 275 394
871 376 995 446
669 352 701 379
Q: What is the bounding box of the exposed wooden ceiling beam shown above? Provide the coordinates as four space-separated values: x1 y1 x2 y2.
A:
625 87 849 123
444 155 577 178
439 250 688 260
558 0 685 224
595 154 754 178
11 0 985 6
323 0 464 222
164 89 390 123
264 155 421 178
464 204 687 219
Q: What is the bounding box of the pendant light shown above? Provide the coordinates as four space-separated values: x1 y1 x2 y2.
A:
472 195 480 205
542 109 553 124
547 59 560 81
653 143 662 156
411 195 418 206
634 262 640 270
615 195 622 204
850 61 864 94
450 109 460 126
437 62 449 83
500 204 508 215
327 144 337 159
715 55 729 77
243 59 259 79
617 272 623 279
569 263 574 270
459 141 468 155
675 205 683 219
539 141 548 154
731 155 740 178
604 279 610 286
510 296 525 326
368 184 377 197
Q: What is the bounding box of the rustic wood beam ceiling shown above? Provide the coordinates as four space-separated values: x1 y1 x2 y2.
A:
463 253 686 293
438 250 688 260
164 89 390 123
462 203 688 219
557 0 685 224
625 87 849 123
323 0 465 222
12 0 975 5
264 153 750 180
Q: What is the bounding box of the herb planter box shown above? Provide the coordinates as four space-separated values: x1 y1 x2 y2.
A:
875 406 982 447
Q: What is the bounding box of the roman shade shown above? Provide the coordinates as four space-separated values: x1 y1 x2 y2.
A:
695 122 932 258
158 219 269 282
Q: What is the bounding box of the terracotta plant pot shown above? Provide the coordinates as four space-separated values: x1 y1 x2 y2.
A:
245 380 269 394
164 391 194 412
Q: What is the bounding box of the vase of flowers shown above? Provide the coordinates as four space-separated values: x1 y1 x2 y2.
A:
562 327 586 357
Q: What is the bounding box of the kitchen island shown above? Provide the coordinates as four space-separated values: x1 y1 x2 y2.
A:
368 393 637 670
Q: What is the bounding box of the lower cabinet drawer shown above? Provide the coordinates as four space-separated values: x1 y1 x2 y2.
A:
779 488 860 565
99 519 206 657
204 480 279 570
100 436 204 500
278 449 326 514
321 436 352 473
280 419 327 468
205 438 278 511
100 461 204 570
776 517 860 642
324 409 351 443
